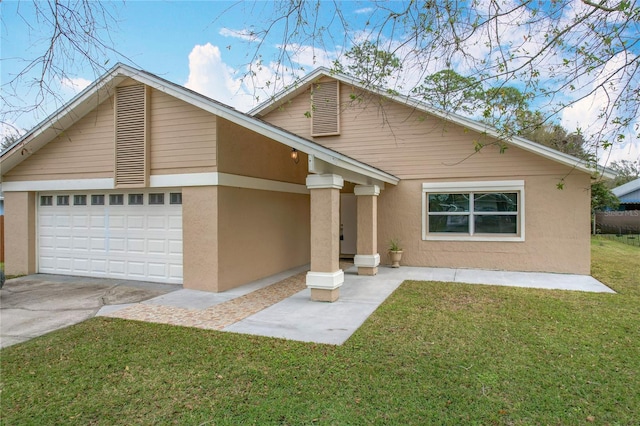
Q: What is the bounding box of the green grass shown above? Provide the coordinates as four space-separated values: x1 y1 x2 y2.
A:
1 238 638 425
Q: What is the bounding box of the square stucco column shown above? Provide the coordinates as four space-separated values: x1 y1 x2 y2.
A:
353 185 380 275
306 174 344 302
4 191 37 276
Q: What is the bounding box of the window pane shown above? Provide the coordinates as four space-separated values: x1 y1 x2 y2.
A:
429 215 469 233
170 193 182 205
129 194 144 205
109 194 124 205
91 195 105 205
475 215 517 234
57 195 69 206
428 193 469 212
149 193 165 205
474 193 517 212
40 196 53 206
74 195 87 206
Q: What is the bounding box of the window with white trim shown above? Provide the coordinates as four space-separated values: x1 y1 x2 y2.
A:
422 181 525 242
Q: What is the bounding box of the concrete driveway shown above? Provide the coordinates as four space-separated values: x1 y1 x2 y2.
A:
0 274 180 349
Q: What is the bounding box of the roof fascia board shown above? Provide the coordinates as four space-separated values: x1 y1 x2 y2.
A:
250 67 614 179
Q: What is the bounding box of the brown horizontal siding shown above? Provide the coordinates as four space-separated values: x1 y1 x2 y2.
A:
262 80 576 180
4 99 115 181
149 89 217 174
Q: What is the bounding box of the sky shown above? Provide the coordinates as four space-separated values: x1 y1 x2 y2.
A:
1 0 638 166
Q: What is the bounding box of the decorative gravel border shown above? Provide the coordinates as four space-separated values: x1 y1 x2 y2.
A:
103 270 308 330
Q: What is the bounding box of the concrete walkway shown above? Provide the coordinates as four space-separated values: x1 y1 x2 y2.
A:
100 265 614 346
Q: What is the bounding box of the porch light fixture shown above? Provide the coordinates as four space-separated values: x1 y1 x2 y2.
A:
291 148 300 164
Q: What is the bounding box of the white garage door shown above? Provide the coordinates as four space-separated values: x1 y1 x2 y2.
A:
38 191 183 284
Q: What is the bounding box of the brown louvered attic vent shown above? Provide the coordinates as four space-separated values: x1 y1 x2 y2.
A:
311 80 340 136
115 84 147 187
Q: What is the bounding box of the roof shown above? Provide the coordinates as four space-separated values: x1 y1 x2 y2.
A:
250 67 615 179
0 64 398 187
612 177 640 203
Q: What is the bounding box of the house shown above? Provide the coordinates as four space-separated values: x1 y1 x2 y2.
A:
0 64 611 302
597 178 640 233
612 178 640 210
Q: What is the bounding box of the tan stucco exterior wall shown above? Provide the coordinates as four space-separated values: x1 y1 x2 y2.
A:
3 192 37 276
377 173 592 274
262 77 594 275
182 186 219 291
216 118 307 184
217 186 310 291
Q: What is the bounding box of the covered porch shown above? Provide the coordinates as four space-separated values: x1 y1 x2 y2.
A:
303 153 398 302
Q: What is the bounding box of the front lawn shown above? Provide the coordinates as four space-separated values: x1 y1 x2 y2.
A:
1 238 638 425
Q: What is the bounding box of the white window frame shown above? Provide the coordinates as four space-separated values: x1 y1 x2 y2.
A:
422 180 525 242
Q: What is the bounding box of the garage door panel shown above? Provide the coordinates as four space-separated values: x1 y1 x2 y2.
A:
72 236 89 250
91 215 106 227
148 263 168 278
72 214 89 228
169 240 183 255
73 258 90 273
128 262 146 277
39 191 183 284
127 238 145 253
108 260 126 275
147 216 166 230
109 238 126 253
91 259 107 274
109 215 126 229
148 239 166 254
56 236 72 249
39 213 56 226
128 215 145 229
55 215 71 227
90 237 106 251
56 257 72 272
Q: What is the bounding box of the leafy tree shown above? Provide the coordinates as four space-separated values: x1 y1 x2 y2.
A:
414 69 589 159
241 0 640 161
591 180 620 212
333 41 402 89
610 160 640 186
1 134 20 153
412 70 484 115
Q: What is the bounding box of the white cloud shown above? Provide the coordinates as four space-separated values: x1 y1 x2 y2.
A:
354 7 374 14
184 42 310 111
219 28 262 42
560 51 640 165
184 43 255 112
276 43 336 68
60 77 92 93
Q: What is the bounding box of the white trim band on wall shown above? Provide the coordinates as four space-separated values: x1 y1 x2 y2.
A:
354 254 380 268
3 173 310 195
306 270 345 290
2 178 115 192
